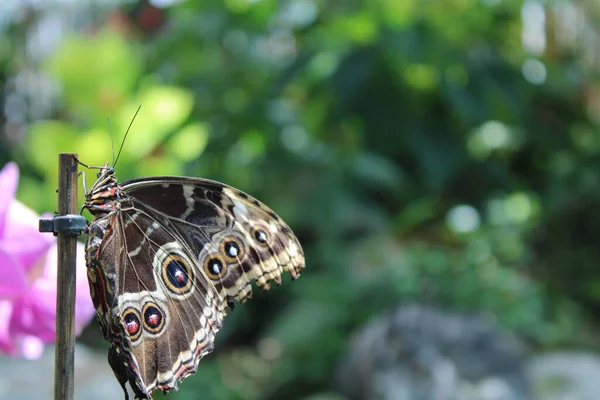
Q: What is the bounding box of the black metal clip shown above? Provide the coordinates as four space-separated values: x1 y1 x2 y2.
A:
39 214 87 237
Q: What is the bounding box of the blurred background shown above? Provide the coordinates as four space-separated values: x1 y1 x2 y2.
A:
0 0 600 399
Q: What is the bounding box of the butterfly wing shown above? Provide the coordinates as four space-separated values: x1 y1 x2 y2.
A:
87 177 305 399
122 177 305 297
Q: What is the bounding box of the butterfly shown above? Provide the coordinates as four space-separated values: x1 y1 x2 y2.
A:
79 158 305 399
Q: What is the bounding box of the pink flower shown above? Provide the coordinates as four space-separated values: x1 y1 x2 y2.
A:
0 162 95 359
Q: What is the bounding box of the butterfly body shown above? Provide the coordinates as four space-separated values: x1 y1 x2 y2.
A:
83 164 305 399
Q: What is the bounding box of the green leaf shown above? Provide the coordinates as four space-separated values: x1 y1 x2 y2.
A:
46 30 141 115
27 121 78 176
166 123 210 161
119 86 194 159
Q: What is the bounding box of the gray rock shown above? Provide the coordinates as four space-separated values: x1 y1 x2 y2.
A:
0 344 123 400
526 352 600 400
335 303 530 400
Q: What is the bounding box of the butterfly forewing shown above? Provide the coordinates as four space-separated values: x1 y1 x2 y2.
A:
122 177 304 297
84 169 305 400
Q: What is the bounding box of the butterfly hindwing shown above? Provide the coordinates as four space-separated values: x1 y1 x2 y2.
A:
88 205 224 397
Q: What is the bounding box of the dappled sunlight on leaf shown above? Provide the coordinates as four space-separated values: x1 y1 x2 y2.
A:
47 30 141 115
137 156 182 177
26 121 78 178
75 128 114 176
119 86 194 158
166 123 209 161
331 12 378 45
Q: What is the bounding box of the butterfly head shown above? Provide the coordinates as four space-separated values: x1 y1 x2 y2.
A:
83 162 122 215
96 165 115 179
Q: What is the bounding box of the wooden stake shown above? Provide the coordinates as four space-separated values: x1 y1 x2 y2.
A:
54 153 79 400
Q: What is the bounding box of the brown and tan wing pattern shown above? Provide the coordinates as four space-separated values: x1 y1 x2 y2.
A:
87 207 227 399
87 176 305 399
122 177 305 301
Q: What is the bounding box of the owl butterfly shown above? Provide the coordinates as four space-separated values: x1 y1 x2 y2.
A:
79 156 305 399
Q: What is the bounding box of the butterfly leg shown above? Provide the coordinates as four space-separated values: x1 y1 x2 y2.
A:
78 170 89 197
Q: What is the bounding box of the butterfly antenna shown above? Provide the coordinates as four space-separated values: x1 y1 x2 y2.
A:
107 117 115 166
113 105 142 168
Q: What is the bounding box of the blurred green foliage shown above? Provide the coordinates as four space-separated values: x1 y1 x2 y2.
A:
2 0 600 399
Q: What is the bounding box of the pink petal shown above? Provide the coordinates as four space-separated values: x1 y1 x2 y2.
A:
0 300 14 353
9 295 55 342
23 242 95 340
73 243 95 334
0 163 19 237
16 335 45 359
0 249 27 298
0 162 95 359
2 203 54 273
6 243 95 354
